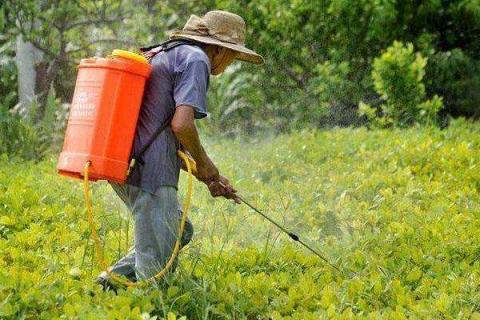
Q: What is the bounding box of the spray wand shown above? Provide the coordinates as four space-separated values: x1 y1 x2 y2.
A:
217 181 343 274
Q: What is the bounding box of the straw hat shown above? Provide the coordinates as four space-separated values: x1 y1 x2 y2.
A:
169 10 264 65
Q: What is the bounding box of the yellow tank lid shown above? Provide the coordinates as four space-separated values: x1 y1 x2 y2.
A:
112 49 149 64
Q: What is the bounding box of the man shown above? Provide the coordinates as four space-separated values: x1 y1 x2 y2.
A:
96 10 264 291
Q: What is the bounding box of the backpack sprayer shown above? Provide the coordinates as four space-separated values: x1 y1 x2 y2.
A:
57 45 341 289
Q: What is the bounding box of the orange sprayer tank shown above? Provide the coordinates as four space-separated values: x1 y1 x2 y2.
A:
57 50 151 183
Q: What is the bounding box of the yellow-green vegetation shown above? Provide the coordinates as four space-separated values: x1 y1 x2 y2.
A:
1 120 480 319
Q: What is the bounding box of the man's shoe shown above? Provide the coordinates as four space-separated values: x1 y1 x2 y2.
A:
95 270 138 293
95 271 120 294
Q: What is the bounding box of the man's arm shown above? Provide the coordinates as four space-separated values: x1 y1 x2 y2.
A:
172 105 239 203
171 105 218 181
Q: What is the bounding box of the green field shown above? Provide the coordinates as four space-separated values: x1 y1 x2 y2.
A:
1 120 480 319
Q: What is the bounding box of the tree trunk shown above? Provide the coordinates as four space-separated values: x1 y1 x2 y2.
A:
15 34 43 119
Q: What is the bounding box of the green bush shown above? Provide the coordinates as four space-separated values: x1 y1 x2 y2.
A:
0 6 18 109
304 61 354 127
33 86 68 156
0 85 67 160
359 41 443 127
204 64 267 136
0 33 17 110
426 49 480 118
0 106 38 160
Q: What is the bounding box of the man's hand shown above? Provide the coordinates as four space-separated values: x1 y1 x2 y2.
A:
206 175 241 204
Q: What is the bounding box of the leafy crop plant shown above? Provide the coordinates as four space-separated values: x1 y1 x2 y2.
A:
1 119 479 319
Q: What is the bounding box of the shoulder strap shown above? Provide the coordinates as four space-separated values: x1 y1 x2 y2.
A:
132 113 174 166
140 39 204 62
140 38 202 53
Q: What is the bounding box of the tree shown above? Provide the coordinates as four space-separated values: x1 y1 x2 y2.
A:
5 0 134 122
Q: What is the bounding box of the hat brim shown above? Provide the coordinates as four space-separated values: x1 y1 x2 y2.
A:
169 33 265 65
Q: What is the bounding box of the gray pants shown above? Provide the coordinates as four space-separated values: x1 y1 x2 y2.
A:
106 182 193 281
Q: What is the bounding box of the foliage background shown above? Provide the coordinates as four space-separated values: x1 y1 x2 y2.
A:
1 0 480 150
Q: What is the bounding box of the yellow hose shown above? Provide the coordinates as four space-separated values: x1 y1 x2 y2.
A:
83 150 194 288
